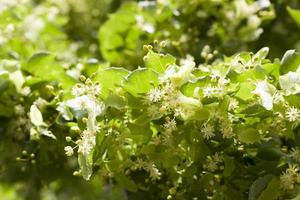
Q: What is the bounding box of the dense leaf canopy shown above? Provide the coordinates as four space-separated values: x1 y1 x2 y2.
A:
0 0 300 199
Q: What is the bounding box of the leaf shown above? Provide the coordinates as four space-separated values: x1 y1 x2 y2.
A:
115 173 138 192
257 177 280 200
189 108 210 121
144 51 176 73
93 67 129 99
104 94 127 109
25 52 75 89
236 126 260 144
78 153 93 180
128 123 152 144
123 68 159 97
287 7 300 28
252 80 276 110
0 73 9 93
280 49 300 75
249 175 273 200
235 82 255 100
262 60 280 80
223 155 235 177
240 104 265 115
25 52 63 82
29 105 45 127
0 104 13 117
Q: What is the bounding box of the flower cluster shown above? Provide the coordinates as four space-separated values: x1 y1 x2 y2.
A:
280 164 300 190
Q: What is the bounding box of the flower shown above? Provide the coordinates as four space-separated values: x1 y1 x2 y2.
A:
280 164 300 190
163 118 177 132
203 84 225 98
204 153 223 172
14 104 25 116
228 98 239 111
286 107 300 122
64 146 74 156
148 88 163 103
201 123 215 140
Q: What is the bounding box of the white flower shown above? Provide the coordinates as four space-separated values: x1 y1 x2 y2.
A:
256 0 271 9
148 88 163 102
203 84 225 98
286 107 300 122
65 95 102 114
34 98 48 109
78 140 93 155
163 118 177 132
201 123 215 140
23 15 45 41
21 86 31 96
204 153 223 172
15 104 25 116
64 146 74 156
280 164 300 190
228 98 239 111
136 15 155 33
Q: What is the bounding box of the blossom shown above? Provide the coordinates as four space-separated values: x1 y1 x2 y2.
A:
163 118 177 132
148 88 163 102
77 130 96 155
15 104 25 116
203 84 225 98
201 123 215 140
204 153 223 172
286 107 300 122
228 98 239 111
280 164 300 190
64 146 74 156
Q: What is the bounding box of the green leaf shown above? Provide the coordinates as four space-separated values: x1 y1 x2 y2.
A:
262 60 280 80
93 67 129 99
280 50 300 75
240 104 265 115
123 68 159 97
144 51 176 73
257 177 280 200
104 94 127 109
0 103 13 117
223 155 235 177
189 108 210 121
235 82 255 100
0 73 9 93
25 52 75 89
78 153 93 180
249 175 273 200
236 126 260 144
287 7 300 28
115 173 138 192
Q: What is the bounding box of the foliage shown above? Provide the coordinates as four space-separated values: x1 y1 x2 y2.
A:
0 0 300 199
